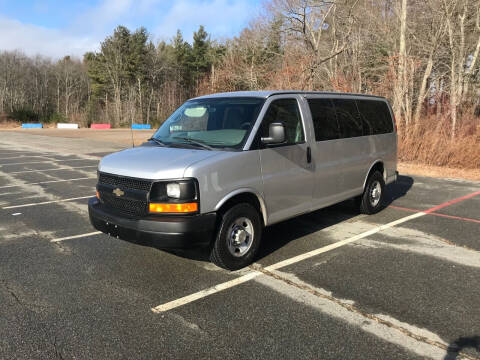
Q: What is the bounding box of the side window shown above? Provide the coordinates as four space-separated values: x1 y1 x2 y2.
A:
372 101 394 134
307 98 339 141
333 99 363 138
262 98 305 145
355 100 374 136
356 100 393 135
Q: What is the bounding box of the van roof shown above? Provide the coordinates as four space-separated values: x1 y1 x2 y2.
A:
191 90 387 101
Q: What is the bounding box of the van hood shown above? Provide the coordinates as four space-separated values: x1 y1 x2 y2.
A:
98 145 221 180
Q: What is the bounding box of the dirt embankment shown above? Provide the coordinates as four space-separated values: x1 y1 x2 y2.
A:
398 162 480 181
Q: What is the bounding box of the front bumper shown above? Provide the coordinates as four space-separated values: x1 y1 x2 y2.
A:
88 197 216 248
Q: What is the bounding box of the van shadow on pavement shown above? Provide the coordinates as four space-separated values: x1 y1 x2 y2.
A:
258 175 413 259
127 175 414 264
444 336 480 359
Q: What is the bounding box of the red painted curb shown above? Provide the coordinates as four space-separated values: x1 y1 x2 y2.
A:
90 123 111 129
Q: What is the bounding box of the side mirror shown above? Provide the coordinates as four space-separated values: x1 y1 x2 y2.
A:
261 122 285 144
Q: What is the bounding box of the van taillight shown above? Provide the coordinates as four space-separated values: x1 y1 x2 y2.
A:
393 114 398 133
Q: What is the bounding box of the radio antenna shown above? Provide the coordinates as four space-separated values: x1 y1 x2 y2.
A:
130 121 135 148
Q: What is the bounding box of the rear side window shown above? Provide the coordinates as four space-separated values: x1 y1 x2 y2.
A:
356 100 394 134
307 98 339 141
333 99 363 138
262 98 305 145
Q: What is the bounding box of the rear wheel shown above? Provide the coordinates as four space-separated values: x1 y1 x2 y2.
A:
357 171 385 214
210 203 262 270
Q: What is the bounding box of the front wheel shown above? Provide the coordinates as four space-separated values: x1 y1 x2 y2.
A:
357 171 386 215
210 203 262 270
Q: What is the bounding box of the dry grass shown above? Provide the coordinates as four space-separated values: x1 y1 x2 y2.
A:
0 113 20 128
0 120 21 129
398 114 480 170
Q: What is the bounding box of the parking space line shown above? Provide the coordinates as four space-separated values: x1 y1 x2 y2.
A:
0 191 23 197
152 189 480 313
0 177 95 190
153 272 262 313
427 212 480 224
151 212 425 313
0 151 49 156
2 195 93 209
50 231 102 242
0 159 93 166
389 205 480 224
0 155 50 161
388 205 418 213
7 165 97 174
425 190 480 213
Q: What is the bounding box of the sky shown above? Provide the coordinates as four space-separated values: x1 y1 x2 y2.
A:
0 0 261 59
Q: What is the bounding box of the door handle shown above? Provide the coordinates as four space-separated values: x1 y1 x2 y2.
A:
307 146 312 163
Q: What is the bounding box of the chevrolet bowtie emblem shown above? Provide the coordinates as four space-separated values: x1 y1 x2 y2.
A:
112 188 125 197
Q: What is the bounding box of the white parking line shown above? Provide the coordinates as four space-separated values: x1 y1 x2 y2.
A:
2 195 94 209
0 155 49 160
0 177 95 189
7 166 97 174
153 272 262 313
152 188 480 313
0 191 23 197
0 151 49 156
151 212 425 313
50 231 102 242
0 159 93 166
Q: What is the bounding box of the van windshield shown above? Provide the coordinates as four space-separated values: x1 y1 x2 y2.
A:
152 97 265 150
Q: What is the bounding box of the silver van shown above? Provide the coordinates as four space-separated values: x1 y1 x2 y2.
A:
88 91 397 270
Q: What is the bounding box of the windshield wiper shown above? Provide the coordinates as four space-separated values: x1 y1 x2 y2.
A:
148 137 168 147
171 136 214 151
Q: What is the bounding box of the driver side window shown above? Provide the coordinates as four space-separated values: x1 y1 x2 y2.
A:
262 98 305 145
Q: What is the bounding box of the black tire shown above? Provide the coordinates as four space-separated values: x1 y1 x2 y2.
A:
210 203 262 270
358 171 385 215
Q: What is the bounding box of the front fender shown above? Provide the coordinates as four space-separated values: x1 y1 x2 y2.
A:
214 188 268 226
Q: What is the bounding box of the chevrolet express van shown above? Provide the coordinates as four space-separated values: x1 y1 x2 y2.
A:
88 91 397 270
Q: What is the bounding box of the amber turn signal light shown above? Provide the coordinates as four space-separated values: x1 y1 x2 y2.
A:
149 202 198 213
96 190 100 199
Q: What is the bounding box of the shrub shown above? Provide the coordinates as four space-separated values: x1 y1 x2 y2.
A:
8 108 39 123
46 112 67 124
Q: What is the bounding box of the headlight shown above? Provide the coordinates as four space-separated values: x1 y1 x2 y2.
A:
166 183 181 198
149 179 199 214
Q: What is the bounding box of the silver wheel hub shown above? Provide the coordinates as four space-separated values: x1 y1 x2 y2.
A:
227 217 254 257
370 181 382 207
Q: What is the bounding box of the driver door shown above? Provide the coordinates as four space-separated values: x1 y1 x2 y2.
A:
257 96 315 225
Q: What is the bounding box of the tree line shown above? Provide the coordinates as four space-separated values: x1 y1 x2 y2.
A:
0 24 220 127
1 0 479 139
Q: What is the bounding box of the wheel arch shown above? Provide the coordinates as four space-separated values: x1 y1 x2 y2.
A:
362 160 385 190
214 189 267 226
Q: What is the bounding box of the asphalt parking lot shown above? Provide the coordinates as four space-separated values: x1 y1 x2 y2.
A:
1 131 479 360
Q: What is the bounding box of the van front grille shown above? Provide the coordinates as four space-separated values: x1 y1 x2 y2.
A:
99 192 148 217
97 172 152 216
98 173 152 192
